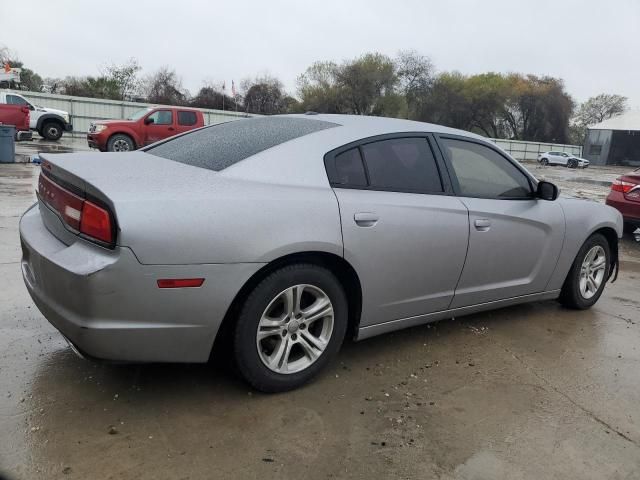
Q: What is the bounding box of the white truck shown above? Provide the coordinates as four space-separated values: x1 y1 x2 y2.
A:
0 91 72 140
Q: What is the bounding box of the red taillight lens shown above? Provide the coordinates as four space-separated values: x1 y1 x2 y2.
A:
38 173 115 245
611 178 637 193
80 200 113 243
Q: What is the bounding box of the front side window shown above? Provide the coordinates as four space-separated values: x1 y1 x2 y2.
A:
442 138 532 199
178 111 197 126
147 110 173 125
6 94 27 106
360 137 443 193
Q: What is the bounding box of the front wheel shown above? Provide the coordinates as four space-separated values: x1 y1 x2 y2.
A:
560 233 610 309
233 264 348 392
107 134 135 152
540 158 549 166
567 159 578 169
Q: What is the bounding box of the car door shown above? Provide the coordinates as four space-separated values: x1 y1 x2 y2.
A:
326 134 470 327
144 109 175 145
175 110 199 135
437 136 565 308
5 94 38 128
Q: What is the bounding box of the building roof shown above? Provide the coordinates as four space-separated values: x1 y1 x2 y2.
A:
589 110 640 131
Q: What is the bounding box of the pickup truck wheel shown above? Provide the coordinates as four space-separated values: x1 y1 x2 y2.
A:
42 121 63 141
107 134 135 152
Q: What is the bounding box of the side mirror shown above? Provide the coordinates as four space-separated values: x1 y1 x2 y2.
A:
144 116 154 125
537 181 559 201
28 104 35 111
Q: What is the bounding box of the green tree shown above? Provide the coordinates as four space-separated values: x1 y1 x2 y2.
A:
395 50 434 119
62 76 120 99
297 61 346 113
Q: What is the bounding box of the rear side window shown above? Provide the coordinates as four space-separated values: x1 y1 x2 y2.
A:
146 117 338 171
360 138 443 193
178 111 197 126
334 148 367 187
442 138 532 199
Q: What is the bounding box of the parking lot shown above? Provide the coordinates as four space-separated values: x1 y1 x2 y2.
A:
0 161 639 479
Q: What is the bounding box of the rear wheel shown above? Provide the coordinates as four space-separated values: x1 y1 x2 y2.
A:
567 159 578 168
560 233 610 309
540 158 549 166
233 264 347 392
42 121 63 141
107 134 135 152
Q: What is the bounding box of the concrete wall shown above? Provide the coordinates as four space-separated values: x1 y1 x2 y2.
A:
489 138 582 161
17 90 257 136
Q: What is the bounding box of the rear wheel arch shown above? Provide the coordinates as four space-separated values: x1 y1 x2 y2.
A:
211 251 363 359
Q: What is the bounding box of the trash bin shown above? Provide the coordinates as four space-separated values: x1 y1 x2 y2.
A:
0 125 16 163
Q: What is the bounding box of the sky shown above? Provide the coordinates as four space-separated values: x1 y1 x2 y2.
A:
2 0 639 107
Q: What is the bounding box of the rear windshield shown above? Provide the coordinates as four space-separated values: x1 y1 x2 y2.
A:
145 117 338 171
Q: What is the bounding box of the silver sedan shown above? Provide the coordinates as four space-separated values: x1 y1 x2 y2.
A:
20 114 622 392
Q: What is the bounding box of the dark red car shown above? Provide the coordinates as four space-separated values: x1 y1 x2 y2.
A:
606 169 640 232
87 106 205 152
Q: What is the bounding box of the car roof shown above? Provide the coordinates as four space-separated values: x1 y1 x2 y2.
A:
282 113 486 140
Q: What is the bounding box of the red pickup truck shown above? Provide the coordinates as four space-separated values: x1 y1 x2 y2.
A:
87 106 205 152
0 104 32 140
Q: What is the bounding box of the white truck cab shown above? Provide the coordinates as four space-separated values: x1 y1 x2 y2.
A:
0 91 72 140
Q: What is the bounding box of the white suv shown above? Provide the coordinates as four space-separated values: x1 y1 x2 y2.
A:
0 91 72 141
538 151 589 168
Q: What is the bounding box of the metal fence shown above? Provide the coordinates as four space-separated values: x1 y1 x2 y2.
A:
489 138 582 161
16 90 257 136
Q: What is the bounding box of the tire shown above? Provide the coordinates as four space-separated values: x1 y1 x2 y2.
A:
107 134 135 152
567 159 578 169
540 158 549 166
233 264 348 392
41 121 63 141
559 233 610 309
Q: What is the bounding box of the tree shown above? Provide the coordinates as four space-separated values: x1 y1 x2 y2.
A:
335 53 400 116
103 58 141 100
574 94 627 127
0 46 43 91
242 75 288 114
395 50 434 119
62 76 120 99
190 84 234 110
143 67 188 105
297 61 346 113
414 72 473 130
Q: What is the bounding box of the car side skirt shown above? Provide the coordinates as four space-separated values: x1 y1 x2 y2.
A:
356 290 561 341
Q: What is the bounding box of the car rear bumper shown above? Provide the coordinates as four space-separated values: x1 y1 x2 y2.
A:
19 203 263 363
606 191 640 224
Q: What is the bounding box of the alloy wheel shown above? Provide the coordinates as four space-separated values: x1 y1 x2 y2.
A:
113 139 131 151
579 245 606 299
256 284 334 374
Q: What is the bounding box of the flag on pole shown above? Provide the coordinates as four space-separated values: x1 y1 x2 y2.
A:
222 81 226 92
231 80 237 97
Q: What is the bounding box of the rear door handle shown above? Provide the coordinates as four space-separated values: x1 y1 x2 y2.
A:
474 218 491 231
354 212 379 227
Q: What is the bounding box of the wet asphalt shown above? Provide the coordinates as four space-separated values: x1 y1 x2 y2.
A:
0 163 639 480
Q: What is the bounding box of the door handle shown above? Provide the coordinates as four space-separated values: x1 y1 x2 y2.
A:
474 218 491 231
354 212 379 227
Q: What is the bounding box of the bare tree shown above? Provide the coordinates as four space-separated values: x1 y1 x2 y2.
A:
102 58 142 100
143 67 188 105
574 94 628 127
395 49 434 117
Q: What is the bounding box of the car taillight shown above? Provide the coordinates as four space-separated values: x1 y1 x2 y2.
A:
38 173 115 245
611 178 638 194
80 201 113 243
